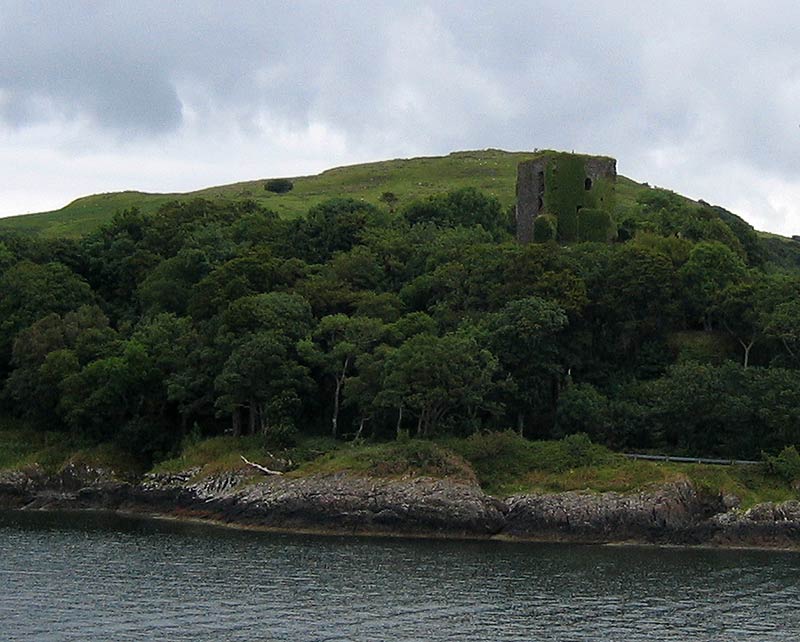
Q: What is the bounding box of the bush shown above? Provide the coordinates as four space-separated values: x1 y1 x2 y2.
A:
555 383 612 441
765 446 800 482
264 178 294 194
533 214 558 242
446 430 612 493
577 208 616 242
265 422 299 449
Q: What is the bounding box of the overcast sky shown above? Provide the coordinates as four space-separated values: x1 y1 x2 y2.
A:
1 1 799 235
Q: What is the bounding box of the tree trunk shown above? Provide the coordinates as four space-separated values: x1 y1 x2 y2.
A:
248 398 257 435
396 405 404 439
740 339 754 369
331 357 350 439
517 411 524 436
782 338 798 364
259 402 268 435
416 413 423 438
354 417 368 441
232 408 242 437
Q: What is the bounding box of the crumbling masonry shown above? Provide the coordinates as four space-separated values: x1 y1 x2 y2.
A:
516 153 617 243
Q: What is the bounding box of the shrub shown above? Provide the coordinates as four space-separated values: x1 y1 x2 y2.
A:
765 446 800 482
533 214 558 242
555 383 612 441
265 422 299 449
264 178 294 194
577 208 616 242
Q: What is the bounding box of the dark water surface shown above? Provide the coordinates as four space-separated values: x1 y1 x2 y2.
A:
1 510 799 641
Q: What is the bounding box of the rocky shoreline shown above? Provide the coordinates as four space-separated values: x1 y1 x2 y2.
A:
2 464 800 549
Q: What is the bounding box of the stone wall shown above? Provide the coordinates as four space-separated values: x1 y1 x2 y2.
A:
516 153 617 243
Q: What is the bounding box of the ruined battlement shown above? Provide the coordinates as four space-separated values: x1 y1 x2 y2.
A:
516 152 617 243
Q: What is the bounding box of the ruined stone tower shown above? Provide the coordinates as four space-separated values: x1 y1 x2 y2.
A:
516 152 617 243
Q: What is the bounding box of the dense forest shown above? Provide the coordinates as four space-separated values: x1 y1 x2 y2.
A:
0 185 799 465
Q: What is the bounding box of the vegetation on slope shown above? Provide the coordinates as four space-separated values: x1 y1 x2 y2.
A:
0 150 655 239
0 150 799 509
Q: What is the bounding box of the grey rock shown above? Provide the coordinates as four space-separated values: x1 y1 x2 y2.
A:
3 464 800 549
504 481 725 543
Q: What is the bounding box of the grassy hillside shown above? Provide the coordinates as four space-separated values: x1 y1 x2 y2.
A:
0 149 654 239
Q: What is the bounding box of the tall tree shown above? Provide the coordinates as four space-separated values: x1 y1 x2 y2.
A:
485 296 568 434
381 332 501 436
300 314 386 438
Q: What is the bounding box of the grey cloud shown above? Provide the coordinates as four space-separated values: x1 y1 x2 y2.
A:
1 0 800 234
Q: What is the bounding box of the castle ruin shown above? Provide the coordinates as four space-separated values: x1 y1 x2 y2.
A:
516 152 617 243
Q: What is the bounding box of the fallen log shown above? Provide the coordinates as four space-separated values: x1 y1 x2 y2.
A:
240 455 284 476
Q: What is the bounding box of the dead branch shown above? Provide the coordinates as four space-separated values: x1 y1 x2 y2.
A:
240 455 284 476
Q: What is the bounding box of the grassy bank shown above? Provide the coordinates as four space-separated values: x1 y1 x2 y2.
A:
0 417 142 478
1 421 795 509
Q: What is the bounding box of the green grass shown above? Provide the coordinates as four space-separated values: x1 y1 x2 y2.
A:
292 439 477 483
441 431 792 506
151 434 340 479
146 430 798 508
0 149 655 239
64 444 145 480
0 417 76 472
0 416 142 478
152 435 275 476
3 420 794 508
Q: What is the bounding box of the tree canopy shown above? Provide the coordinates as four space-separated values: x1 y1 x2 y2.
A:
0 187 797 465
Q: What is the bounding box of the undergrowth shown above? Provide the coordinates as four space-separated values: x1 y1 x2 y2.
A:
2 417 794 508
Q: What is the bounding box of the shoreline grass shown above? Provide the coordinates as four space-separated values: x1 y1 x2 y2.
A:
1 420 795 508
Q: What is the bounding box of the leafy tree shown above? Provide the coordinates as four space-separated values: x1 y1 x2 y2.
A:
214 292 314 435
764 299 800 365
3 305 116 426
222 292 313 339
60 342 158 442
485 296 568 434
299 314 386 437
215 331 312 436
679 242 746 331
403 188 507 239
0 261 94 368
288 198 387 263
379 191 399 212
381 332 501 436
138 249 209 315
592 245 678 362
555 383 612 441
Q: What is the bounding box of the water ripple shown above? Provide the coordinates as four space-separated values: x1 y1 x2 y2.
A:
2 511 800 641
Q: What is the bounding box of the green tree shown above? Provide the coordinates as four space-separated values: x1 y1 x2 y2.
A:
381 332 501 436
764 299 800 365
138 249 209 315
264 178 294 194
0 261 94 368
403 188 507 239
215 331 312 436
485 296 568 434
379 191 399 212
299 314 386 438
289 198 387 263
679 242 746 331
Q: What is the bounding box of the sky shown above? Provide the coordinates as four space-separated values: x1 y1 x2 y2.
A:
1 1 799 236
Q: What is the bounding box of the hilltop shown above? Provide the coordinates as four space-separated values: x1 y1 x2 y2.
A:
4 147 798 269
0 149 662 238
